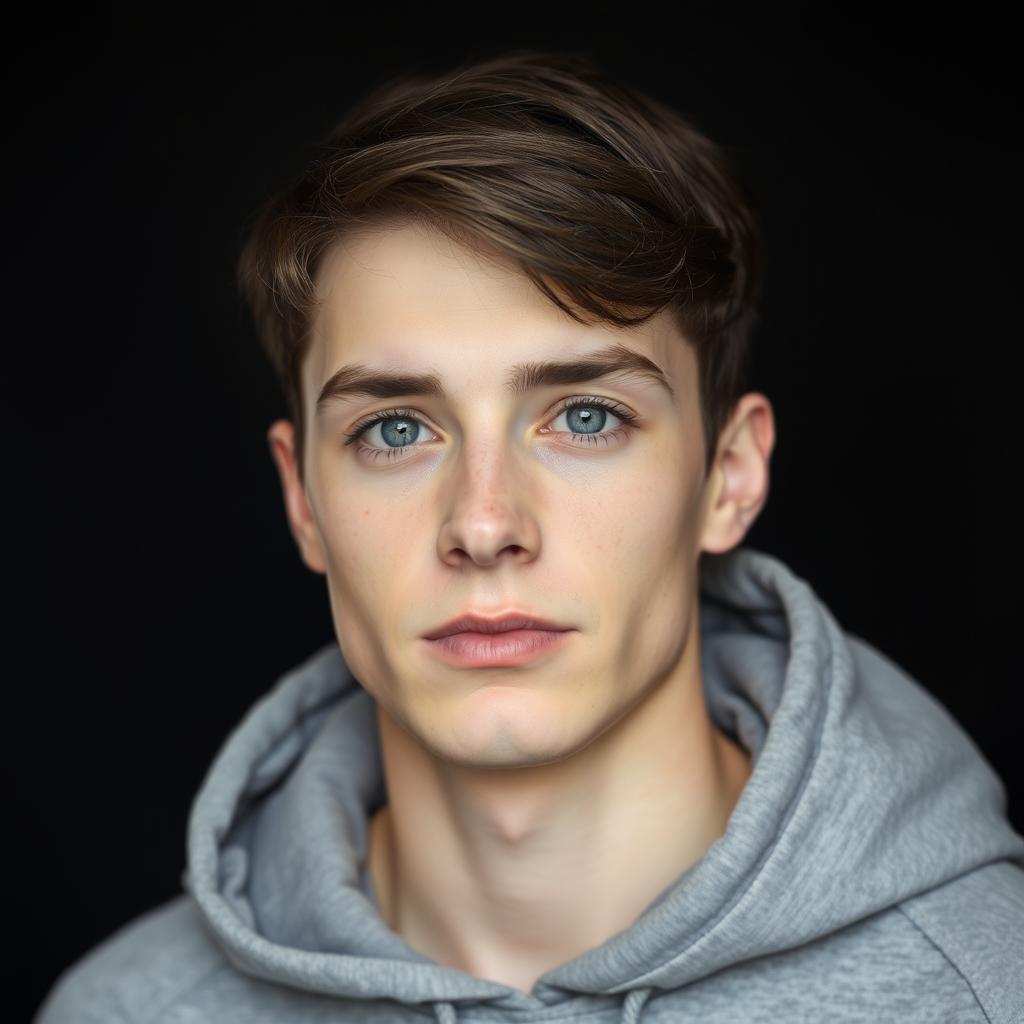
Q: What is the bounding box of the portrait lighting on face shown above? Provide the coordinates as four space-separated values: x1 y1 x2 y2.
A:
271 219 766 778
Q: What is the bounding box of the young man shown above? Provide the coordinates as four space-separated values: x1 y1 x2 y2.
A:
37 50 1023 1023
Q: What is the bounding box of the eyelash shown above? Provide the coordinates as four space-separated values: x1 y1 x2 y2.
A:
342 396 640 463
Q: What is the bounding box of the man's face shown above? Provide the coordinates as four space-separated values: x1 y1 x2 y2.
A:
293 220 720 768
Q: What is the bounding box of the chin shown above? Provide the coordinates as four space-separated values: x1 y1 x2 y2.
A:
430 690 596 767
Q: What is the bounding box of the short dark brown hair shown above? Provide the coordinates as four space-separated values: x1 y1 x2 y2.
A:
236 48 764 484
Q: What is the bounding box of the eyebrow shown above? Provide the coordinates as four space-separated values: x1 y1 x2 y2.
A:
315 342 675 415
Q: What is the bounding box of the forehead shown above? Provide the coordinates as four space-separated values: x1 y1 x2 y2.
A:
319 219 538 309
306 219 693 396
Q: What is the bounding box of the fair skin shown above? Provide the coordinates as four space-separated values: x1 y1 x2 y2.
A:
267 219 775 995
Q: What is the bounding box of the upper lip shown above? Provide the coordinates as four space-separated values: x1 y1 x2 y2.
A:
421 611 574 640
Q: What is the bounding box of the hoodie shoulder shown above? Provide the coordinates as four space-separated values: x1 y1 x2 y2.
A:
34 894 228 1024
897 860 1024 1024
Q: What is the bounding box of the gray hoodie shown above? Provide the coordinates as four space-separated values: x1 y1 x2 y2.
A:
35 546 1024 1023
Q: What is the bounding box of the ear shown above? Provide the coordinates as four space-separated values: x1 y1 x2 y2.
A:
266 419 327 575
699 392 776 555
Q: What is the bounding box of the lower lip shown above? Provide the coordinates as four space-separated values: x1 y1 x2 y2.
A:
422 629 574 667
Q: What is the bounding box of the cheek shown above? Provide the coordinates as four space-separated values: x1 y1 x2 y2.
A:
568 439 696 585
318 492 421 596
313 491 419 694
565 433 701 682
309 441 440 579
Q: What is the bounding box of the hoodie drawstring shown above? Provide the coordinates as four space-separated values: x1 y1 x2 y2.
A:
431 987 653 1023
619 986 653 1022
432 1001 457 1023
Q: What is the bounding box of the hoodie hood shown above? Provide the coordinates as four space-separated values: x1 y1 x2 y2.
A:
181 545 1024 1023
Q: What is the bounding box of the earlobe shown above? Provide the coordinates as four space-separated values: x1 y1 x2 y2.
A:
699 393 776 556
266 419 327 575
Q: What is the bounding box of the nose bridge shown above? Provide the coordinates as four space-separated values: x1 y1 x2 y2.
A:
448 405 528 508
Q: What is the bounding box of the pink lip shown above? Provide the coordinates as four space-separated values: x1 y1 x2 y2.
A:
421 610 573 641
422 628 575 667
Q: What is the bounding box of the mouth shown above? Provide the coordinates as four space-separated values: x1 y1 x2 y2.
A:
421 626 575 668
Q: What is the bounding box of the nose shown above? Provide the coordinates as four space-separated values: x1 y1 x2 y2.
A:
434 441 541 568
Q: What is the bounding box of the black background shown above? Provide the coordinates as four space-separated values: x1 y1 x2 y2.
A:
11 6 1020 1020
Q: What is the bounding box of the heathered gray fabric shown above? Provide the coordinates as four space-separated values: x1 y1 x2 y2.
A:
35 545 1024 1023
